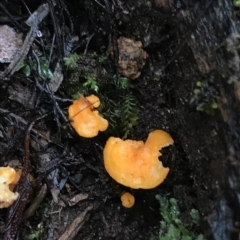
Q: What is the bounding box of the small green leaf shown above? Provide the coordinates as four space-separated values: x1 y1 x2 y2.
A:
190 209 200 226
41 64 53 79
196 234 205 240
196 81 202 87
82 75 99 92
28 230 40 240
234 0 240 6
16 60 28 71
64 54 80 69
194 89 200 95
21 65 31 76
72 93 80 100
211 102 218 109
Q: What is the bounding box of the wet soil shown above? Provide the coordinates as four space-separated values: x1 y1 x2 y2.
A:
0 0 239 239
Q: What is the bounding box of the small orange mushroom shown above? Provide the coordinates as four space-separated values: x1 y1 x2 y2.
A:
0 167 20 208
68 95 109 138
121 192 135 208
103 130 174 189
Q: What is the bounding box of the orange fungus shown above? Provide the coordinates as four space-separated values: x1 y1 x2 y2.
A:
121 192 135 208
103 130 174 189
68 95 109 138
0 167 20 208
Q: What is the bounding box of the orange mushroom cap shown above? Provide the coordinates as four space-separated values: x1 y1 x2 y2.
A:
103 130 174 189
0 167 20 208
0 166 20 185
68 95 109 138
121 192 135 208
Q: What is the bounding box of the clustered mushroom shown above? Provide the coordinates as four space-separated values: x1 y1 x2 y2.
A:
1 97 172 210
0 166 20 208
103 130 174 189
68 95 174 207
68 94 109 138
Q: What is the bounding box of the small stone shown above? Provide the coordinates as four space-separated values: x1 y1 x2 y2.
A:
0 25 23 63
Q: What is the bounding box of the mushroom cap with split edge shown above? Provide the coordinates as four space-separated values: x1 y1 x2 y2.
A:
103 130 174 189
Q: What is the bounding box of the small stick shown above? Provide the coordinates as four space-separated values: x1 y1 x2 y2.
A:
57 205 93 240
3 113 49 240
23 113 49 171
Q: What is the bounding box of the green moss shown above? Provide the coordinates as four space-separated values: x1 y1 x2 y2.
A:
191 79 219 115
90 51 108 64
64 53 80 70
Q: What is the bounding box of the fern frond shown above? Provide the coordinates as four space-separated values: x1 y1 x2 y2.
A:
120 94 139 138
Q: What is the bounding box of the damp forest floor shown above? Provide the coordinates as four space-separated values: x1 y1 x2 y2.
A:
0 1 237 240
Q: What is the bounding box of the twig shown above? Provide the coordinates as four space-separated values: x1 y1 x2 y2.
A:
22 184 48 221
0 3 50 79
47 0 64 61
3 113 49 240
0 107 51 143
57 205 93 240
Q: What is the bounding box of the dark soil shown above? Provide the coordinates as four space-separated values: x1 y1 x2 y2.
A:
0 0 240 240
